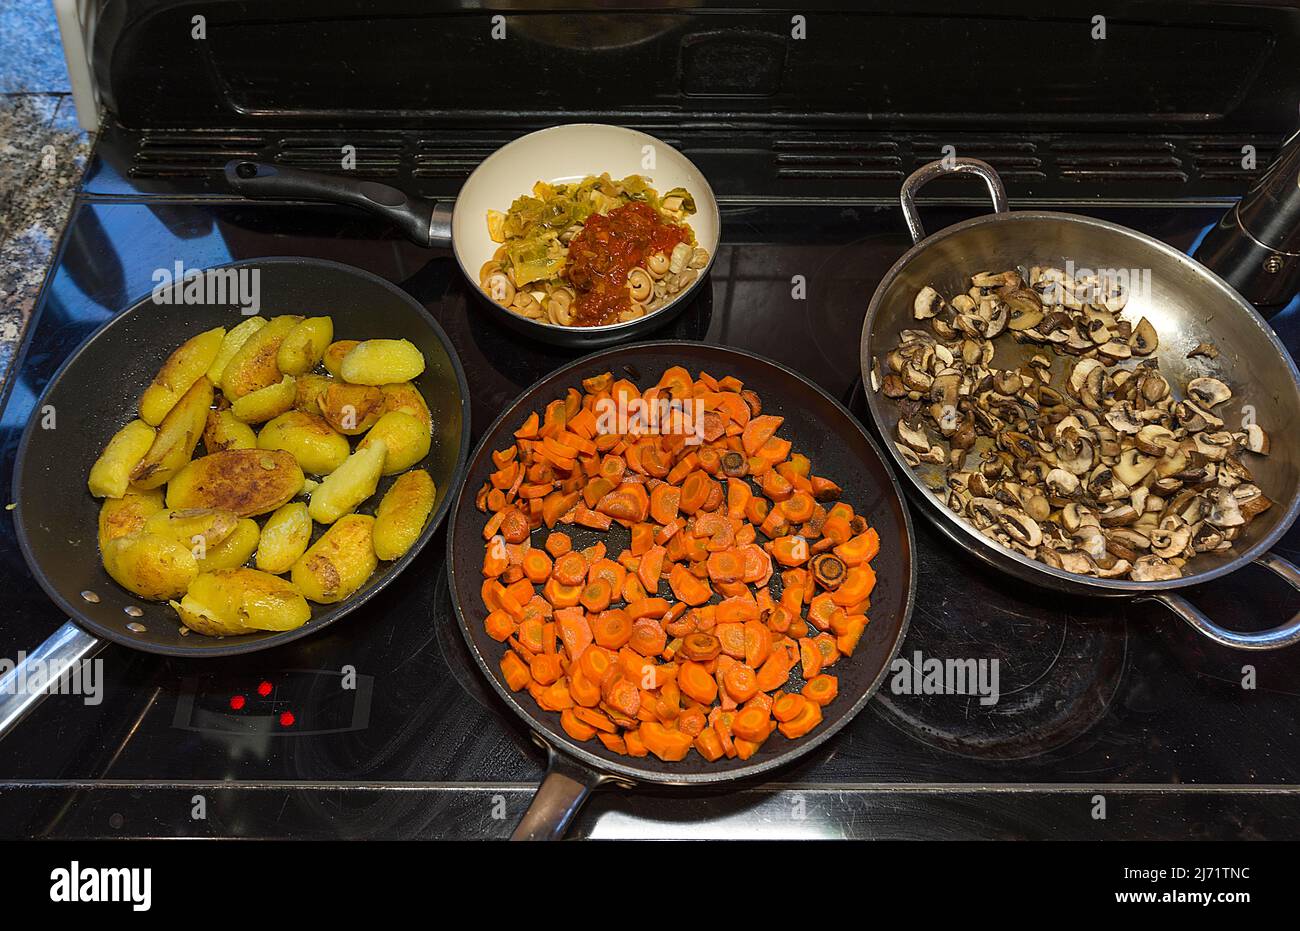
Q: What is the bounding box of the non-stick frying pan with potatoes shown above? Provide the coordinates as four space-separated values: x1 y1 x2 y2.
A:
0 257 470 741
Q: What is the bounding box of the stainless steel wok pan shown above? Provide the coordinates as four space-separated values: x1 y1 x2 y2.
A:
861 158 1300 650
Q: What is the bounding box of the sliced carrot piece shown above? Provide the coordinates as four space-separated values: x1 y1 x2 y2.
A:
637 544 666 592
777 699 822 739
731 705 772 742
802 674 839 706
580 578 612 613
639 722 692 761
678 661 719 705
741 415 784 457
772 691 807 723
500 652 531 691
561 708 597 741
668 563 713 606
592 610 632 650
544 531 572 557
722 663 759 703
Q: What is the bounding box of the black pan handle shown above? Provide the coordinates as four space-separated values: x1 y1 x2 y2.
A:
511 747 609 840
224 160 452 249
0 620 107 742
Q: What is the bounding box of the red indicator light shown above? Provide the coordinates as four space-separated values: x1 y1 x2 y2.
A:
257 680 272 697
279 711 295 727
229 695 246 710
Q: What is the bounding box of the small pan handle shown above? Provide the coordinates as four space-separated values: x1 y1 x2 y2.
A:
1138 552 1300 650
511 747 609 841
223 160 452 248
0 620 107 741
900 157 1009 244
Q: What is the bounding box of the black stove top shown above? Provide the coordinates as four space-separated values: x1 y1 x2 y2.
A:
2 169 1299 839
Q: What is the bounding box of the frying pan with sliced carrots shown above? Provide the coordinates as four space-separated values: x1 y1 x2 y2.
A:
447 342 914 839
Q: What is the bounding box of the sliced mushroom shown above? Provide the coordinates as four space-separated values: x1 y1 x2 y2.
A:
1206 487 1244 527
1243 423 1270 455
1093 558 1133 579
1045 468 1080 497
914 285 945 320
1187 377 1232 408
1130 555 1181 581
1149 523 1192 559
999 508 1043 547
1113 448 1157 486
1097 341 1133 362
1104 404 1143 435
1134 424 1177 456
1129 317 1158 356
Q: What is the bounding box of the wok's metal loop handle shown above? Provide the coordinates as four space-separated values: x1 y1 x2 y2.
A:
1139 552 1300 650
223 160 452 248
511 748 608 841
900 157 1009 244
0 620 106 741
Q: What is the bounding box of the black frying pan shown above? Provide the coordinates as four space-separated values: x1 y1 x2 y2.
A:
0 258 471 739
447 342 915 839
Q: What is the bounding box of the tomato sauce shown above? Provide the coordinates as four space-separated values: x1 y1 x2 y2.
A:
566 202 690 326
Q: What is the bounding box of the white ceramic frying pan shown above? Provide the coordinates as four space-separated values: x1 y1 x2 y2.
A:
226 124 721 348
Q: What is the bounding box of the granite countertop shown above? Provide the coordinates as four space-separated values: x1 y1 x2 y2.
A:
0 0 94 389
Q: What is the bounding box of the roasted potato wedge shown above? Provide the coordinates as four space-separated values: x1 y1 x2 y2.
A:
139 326 225 425
171 568 311 636
257 410 350 475
205 315 266 385
130 376 214 489
143 507 240 549
166 448 304 517
358 410 431 474
294 373 333 413
103 532 199 600
291 514 377 603
220 314 302 399
339 338 426 385
204 407 257 452
276 316 334 376
307 440 385 524
373 468 436 560
380 381 432 427
97 488 165 553
255 502 312 574
231 374 296 423
88 419 156 498
316 381 384 435
194 517 260 571
322 339 360 378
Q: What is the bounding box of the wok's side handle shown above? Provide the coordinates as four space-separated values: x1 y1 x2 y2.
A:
511 749 609 841
223 160 451 248
900 157 1009 243
1140 552 1300 650
0 621 107 740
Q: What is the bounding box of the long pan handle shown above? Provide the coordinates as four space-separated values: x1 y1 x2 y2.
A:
0 620 107 740
1140 552 1300 650
223 160 452 248
511 748 607 841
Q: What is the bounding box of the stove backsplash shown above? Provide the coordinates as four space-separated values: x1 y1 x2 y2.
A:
95 1 1300 134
